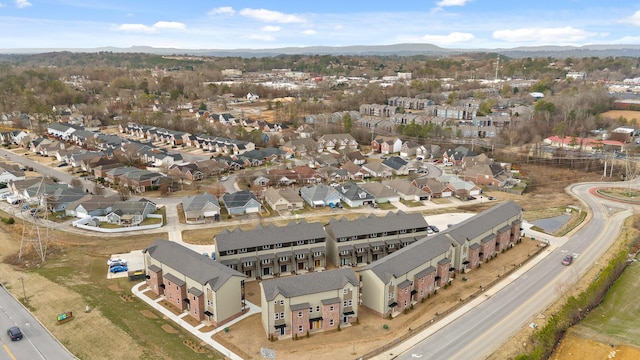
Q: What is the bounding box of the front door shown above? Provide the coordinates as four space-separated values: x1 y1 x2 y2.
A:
263 267 270 276
279 327 285 336
280 265 287 273
314 259 320 268
298 262 304 270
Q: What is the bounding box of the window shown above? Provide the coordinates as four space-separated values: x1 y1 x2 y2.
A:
296 240 305 245
388 293 394 300
420 278 424 284
357 247 365 253
343 288 348 295
373 246 379 251
316 306 320 312
399 229 407 234
309 307 313 313
329 319 334 326
313 252 322 257
329 305 334 312
262 259 270 264
280 312 284 319
420 290 424 296
243 262 252 267
339 237 347 242
351 236 358 240
280 256 288 262
262 245 271 250
296 253 305 259
226 250 235 255
274 243 282 248
382 232 388 236
370 233 377 238
280 300 284 305
309 239 315 244
343 300 352 307
298 311 303 318
274 313 280 320
298 325 304 333
176 286 179 290
238 248 247 253
207 300 213 307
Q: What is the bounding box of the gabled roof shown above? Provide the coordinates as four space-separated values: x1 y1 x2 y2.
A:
262 268 358 301
325 211 428 239
382 156 408 170
182 192 220 212
299 183 339 202
144 240 245 291
383 178 429 197
359 182 399 198
359 235 452 284
221 190 259 208
444 200 522 246
215 220 326 252
336 182 375 202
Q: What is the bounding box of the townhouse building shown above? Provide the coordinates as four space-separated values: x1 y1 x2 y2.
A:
143 240 247 327
214 220 328 279
324 211 430 267
260 268 359 339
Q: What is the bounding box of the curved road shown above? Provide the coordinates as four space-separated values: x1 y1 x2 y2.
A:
385 181 636 360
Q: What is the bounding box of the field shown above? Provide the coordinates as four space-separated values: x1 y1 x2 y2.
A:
600 110 640 123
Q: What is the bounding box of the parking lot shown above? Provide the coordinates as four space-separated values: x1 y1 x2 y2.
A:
106 250 145 279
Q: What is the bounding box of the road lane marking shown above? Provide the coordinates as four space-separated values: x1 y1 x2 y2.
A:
2 344 18 360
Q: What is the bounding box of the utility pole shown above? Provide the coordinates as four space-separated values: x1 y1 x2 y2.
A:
18 277 26 302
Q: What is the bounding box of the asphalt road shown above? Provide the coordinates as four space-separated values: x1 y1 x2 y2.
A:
391 181 634 360
0 285 76 360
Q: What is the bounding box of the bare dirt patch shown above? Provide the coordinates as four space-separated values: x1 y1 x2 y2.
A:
162 324 180 334
600 110 640 122
140 309 159 319
551 328 640 360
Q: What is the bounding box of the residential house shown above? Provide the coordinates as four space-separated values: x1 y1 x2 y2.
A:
181 193 220 222
260 268 359 339
292 166 323 184
299 183 341 208
324 211 430 267
334 182 375 208
168 163 205 182
144 240 246 326
105 199 157 226
281 138 318 157
361 162 393 178
221 190 262 215
264 188 304 212
214 220 327 278
0 163 25 183
412 176 450 198
439 174 482 199
341 161 370 181
371 136 402 154
317 133 358 152
383 179 431 201
65 194 119 218
382 156 414 176
359 182 400 204
345 151 366 165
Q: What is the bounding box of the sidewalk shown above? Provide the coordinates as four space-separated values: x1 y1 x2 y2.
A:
371 243 556 360
131 282 261 360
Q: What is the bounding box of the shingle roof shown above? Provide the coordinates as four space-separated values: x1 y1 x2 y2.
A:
359 235 452 284
182 192 219 212
325 211 428 239
221 190 259 208
144 240 245 291
261 268 358 302
215 220 326 252
444 200 522 246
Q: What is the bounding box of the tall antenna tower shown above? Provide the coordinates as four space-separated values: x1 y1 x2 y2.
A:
19 178 53 262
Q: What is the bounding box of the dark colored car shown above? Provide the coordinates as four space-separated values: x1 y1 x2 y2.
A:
109 265 128 273
430 225 440 233
7 326 22 341
561 254 573 266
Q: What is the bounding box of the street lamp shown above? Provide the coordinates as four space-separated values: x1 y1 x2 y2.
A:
18 276 26 302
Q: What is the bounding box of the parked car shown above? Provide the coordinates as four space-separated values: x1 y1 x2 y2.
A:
429 225 440 233
7 326 22 341
107 258 127 266
109 265 128 273
487 196 496 201
109 260 127 268
561 254 573 266
57 162 68 167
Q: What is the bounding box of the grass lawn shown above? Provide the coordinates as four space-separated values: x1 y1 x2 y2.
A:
577 258 640 347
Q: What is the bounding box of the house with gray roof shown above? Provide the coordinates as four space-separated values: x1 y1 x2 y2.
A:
324 211 430 267
0 163 25 184
65 194 119 218
181 192 220 223
221 190 262 215
214 220 328 278
382 156 414 175
263 187 304 212
105 199 157 226
361 161 393 178
334 182 375 208
260 268 359 339
383 178 431 201
359 182 400 204
299 183 341 208
144 240 246 326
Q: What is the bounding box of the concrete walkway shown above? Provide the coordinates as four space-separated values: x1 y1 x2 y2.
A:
131 281 261 360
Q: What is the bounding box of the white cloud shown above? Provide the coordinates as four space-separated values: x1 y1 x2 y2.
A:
261 25 281 32
493 27 595 43
422 32 475 44
614 35 640 44
14 0 31 8
114 21 186 33
620 10 640 26
247 33 275 41
436 0 471 7
239 8 305 23
302 29 317 35
208 6 235 16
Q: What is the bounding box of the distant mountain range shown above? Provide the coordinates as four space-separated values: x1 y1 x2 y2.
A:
1 43 640 58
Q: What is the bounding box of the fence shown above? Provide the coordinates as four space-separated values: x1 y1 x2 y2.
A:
72 214 163 233
358 242 547 360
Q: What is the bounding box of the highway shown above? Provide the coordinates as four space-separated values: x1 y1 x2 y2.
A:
0 285 76 360
388 182 634 360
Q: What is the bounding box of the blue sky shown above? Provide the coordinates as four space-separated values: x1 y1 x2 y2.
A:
0 0 639 49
